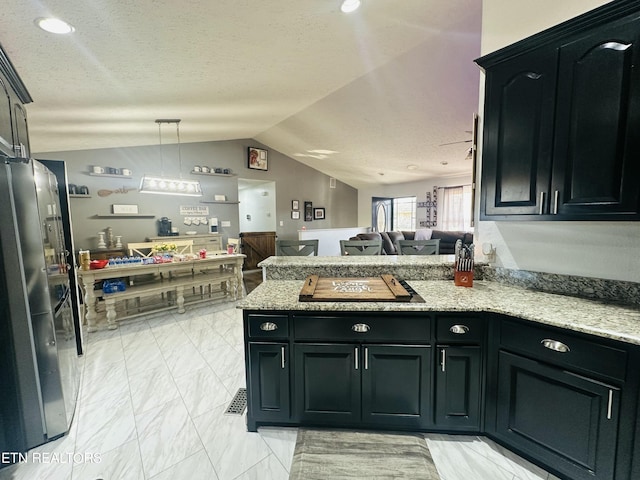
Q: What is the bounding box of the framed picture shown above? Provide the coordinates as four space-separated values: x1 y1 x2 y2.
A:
291 211 300 220
304 201 313 221
314 207 325 220
248 147 268 171
292 200 299 210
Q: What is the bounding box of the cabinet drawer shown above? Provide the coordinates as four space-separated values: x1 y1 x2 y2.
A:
293 314 430 343
437 316 485 343
501 319 627 382
248 314 289 339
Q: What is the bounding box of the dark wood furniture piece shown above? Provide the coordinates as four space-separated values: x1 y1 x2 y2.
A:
240 231 275 270
476 0 640 221
88 248 127 260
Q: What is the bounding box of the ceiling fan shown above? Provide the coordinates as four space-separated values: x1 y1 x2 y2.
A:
438 130 473 147
439 133 474 160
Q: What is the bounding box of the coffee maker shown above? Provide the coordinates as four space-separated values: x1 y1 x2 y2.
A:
158 217 177 236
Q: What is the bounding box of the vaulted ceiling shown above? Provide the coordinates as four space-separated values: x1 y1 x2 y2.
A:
1 0 482 189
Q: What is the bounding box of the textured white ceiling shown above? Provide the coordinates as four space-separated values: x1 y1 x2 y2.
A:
0 0 482 189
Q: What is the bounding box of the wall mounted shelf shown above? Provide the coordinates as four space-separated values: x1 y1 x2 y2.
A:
69 194 92 198
92 214 155 219
190 170 237 177
200 200 240 205
87 172 133 179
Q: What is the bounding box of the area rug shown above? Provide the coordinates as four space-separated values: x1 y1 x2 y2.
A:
289 428 441 480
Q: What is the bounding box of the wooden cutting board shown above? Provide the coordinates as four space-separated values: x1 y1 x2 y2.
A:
299 274 411 302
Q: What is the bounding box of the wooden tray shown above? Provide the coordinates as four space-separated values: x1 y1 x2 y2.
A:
299 274 411 302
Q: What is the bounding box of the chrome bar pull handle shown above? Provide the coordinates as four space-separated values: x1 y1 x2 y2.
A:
607 390 613 420
355 347 359 370
553 190 559 214
541 339 570 353
364 347 369 370
539 191 545 215
260 322 277 331
449 324 469 335
281 346 285 369
441 349 446 372
352 323 370 333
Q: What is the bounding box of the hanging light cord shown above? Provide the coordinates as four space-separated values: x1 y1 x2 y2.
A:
176 120 183 179
157 121 164 176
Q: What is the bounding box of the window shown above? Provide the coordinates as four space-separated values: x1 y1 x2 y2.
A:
392 197 416 231
371 196 416 231
438 185 472 231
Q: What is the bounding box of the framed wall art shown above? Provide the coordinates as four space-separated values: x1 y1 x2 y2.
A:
248 147 268 171
313 207 325 220
292 200 299 210
291 211 300 220
304 201 313 221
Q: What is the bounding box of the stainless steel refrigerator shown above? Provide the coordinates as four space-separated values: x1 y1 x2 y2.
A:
0 155 80 459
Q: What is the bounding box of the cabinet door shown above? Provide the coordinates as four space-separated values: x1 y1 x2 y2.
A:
0 77 13 156
13 104 29 158
496 351 619 480
248 343 290 423
435 346 482 431
481 48 557 217
361 345 431 429
551 19 640 218
294 344 360 425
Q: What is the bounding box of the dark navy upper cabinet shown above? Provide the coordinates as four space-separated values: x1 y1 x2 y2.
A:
477 1 640 220
480 48 557 217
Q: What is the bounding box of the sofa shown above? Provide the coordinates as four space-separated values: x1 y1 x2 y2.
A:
350 229 473 255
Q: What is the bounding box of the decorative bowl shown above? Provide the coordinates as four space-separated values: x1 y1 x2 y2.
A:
90 259 109 269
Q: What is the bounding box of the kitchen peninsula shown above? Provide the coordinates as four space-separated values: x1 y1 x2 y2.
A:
238 256 640 480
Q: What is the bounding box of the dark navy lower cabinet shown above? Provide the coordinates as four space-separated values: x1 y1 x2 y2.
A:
361 345 431 429
435 346 482 431
495 350 620 480
247 342 290 430
243 309 640 480
293 343 361 425
293 343 431 429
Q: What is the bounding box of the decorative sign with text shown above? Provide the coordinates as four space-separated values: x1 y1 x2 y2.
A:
179 205 210 216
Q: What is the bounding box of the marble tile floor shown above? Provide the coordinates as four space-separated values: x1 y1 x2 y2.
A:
0 302 560 480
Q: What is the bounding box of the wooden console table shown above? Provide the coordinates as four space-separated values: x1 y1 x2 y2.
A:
78 254 244 331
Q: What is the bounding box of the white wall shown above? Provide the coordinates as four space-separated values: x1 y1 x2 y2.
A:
238 180 277 233
358 174 472 230
477 0 640 282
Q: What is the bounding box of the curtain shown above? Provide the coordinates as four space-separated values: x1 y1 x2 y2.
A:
438 185 472 231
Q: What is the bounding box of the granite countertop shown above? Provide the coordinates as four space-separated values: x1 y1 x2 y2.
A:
259 255 488 281
237 280 640 346
259 255 463 267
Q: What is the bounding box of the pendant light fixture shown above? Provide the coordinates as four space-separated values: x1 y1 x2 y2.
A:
139 119 202 196
341 0 361 13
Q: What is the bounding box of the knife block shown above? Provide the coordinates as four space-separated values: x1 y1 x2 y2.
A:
454 269 473 287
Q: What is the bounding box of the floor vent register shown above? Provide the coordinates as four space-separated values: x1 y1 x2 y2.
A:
225 387 247 415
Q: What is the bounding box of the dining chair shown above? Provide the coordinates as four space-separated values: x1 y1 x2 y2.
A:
396 239 441 255
227 238 240 253
276 239 319 256
339 239 382 255
127 240 194 257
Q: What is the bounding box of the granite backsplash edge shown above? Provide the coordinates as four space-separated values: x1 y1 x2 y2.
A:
482 266 640 307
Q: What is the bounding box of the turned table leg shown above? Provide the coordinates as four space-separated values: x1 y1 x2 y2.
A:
176 286 186 313
104 298 118 330
81 271 99 332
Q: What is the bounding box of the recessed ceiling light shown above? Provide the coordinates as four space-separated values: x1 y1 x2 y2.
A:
35 17 75 34
407 164 418 170
341 0 361 13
